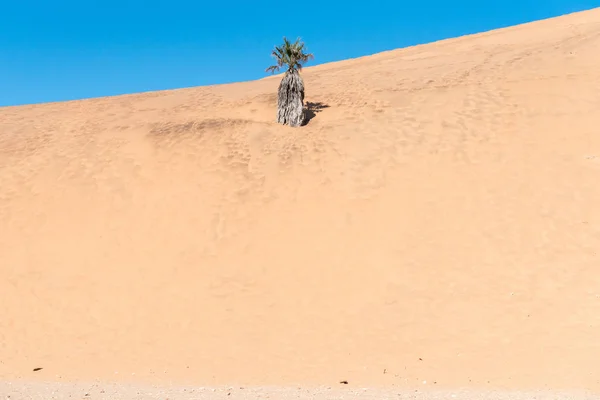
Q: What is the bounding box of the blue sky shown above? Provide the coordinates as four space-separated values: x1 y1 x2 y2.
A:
1 1 599 107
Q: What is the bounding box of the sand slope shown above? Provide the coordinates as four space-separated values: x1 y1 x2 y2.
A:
2 7 600 394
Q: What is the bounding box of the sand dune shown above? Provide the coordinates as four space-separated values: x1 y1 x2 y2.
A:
2 7 600 397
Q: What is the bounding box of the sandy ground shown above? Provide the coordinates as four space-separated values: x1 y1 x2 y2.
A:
2 7 600 399
0 382 597 400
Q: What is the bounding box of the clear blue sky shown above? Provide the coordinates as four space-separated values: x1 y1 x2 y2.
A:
1 1 599 107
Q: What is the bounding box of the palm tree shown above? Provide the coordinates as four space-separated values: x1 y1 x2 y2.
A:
266 37 314 127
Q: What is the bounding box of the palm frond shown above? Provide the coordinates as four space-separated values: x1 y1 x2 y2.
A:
266 36 314 74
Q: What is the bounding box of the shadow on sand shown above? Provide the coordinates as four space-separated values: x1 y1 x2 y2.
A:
303 102 330 126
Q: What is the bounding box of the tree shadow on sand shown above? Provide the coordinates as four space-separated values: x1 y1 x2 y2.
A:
302 102 330 126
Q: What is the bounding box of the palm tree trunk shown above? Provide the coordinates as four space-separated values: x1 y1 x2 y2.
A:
276 69 305 127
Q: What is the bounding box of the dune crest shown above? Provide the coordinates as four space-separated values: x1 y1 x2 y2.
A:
2 7 600 392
